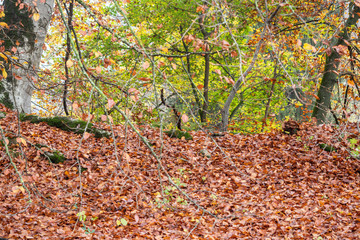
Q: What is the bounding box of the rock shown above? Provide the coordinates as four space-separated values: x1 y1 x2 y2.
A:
199 149 211 158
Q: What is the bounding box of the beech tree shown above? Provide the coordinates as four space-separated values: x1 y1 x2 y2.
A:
0 0 54 113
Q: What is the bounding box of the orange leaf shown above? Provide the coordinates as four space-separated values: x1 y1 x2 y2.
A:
308 92 320 100
66 59 73 67
96 66 101 74
224 76 235 85
230 51 238 57
142 61 150 70
72 101 79 111
182 114 189 123
138 77 151 81
83 132 91 140
214 69 221 75
108 98 115 109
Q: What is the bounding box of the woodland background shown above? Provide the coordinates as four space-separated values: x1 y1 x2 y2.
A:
0 0 359 239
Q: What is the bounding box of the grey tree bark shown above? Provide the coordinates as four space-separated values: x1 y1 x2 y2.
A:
0 0 54 113
312 3 360 124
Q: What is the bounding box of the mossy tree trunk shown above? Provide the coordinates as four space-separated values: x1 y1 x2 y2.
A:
312 3 360 124
0 0 54 113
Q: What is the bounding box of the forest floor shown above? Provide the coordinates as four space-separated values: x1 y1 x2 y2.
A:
0 105 359 239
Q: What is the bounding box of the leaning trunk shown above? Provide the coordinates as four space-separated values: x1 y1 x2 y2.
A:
312 3 360 124
0 0 54 113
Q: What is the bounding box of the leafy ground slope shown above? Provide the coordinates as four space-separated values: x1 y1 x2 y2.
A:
0 106 359 239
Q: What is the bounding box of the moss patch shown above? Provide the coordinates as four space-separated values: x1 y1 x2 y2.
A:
43 150 66 164
165 129 193 140
0 111 6 119
35 143 66 164
20 114 110 138
319 143 337 152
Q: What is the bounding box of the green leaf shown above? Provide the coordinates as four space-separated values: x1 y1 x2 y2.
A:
121 218 128 226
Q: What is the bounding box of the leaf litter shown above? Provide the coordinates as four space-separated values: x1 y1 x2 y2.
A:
0 106 359 239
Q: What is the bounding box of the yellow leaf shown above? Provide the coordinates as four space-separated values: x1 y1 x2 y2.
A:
294 102 303 108
303 43 316 52
16 137 27 146
0 53 7 60
2 68 7 78
94 51 102 58
33 13 40 21
0 22 9 28
12 186 25 194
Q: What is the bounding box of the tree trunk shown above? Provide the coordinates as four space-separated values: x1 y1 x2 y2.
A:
0 0 54 113
219 40 263 131
200 52 210 123
198 7 212 124
218 5 281 131
312 3 360 124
